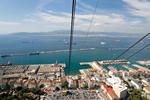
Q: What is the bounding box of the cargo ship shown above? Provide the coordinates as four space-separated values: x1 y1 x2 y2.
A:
1 55 11 58
29 52 40 56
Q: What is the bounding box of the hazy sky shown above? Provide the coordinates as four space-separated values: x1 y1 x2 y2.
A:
0 0 150 34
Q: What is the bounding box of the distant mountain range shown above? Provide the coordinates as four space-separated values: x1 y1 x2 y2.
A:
11 30 143 37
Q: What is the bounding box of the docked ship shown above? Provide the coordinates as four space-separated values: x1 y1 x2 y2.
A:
1 55 11 58
29 51 40 56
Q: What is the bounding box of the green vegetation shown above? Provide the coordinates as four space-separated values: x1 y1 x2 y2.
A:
39 84 45 89
143 74 150 78
62 91 73 96
132 73 141 79
55 87 60 91
0 83 13 92
61 80 69 89
81 83 88 89
128 89 148 100
132 73 150 79
0 84 46 100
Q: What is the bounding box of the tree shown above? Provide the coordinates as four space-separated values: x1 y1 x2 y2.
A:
16 86 23 91
55 87 60 91
5 83 11 91
61 80 68 89
128 89 148 100
39 84 45 89
30 88 45 95
82 83 88 89
0 85 46 100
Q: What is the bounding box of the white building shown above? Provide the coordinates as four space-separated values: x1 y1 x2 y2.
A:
131 80 142 89
106 76 127 99
90 61 103 72
142 79 150 86
68 78 74 88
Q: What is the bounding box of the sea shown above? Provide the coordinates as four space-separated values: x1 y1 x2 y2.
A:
0 33 149 74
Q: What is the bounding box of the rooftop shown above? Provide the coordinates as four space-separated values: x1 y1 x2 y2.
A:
106 76 127 91
101 83 118 99
143 87 150 93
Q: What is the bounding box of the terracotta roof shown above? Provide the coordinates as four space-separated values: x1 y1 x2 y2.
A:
101 83 118 99
143 87 150 92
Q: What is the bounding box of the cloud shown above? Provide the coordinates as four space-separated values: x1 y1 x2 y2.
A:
37 0 54 11
37 12 71 24
0 21 22 34
22 11 150 34
0 21 21 26
1 0 150 35
36 11 126 27
76 0 102 14
0 10 149 34
123 0 150 19
74 13 146 33
77 0 94 13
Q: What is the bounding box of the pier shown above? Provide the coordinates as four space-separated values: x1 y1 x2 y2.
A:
137 60 150 66
122 65 135 71
80 62 92 66
0 48 95 58
98 60 130 65
132 64 149 70
108 66 118 71
80 61 106 72
80 60 131 72
80 60 130 66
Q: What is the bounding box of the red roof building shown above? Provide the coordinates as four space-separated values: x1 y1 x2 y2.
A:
101 83 119 100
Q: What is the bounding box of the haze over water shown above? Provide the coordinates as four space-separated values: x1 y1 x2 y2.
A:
0 33 149 74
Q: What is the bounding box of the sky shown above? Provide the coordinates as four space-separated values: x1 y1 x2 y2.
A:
0 0 150 34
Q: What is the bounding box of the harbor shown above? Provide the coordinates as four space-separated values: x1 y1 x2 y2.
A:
132 64 149 70
137 60 150 66
80 60 131 72
0 63 66 80
0 48 96 58
122 65 135 71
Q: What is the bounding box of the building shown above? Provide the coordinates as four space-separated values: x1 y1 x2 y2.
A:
122 71 129 81
37 64 65 79
68 78 74 88
106 76 127 99
90 61 104 72
67 76 79 89
4 65 28 74
130 80 142 89
79 68 97 77
101 83 118 100
142 79 150 86
143 87 150 100
26 65 39 74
